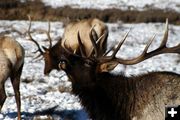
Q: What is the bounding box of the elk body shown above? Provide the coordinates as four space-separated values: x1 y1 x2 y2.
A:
27 17 108 75
58 20 180 120
61 18 108 56
0 36 24 120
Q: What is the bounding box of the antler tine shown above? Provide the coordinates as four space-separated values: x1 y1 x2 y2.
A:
92 27 99 42
129 18 180 62
109 29 130 59
32 53 43 60
89 25 98 57
77 31 86 57
159 18 168 48
31 55 44 63
27 15 44 54
100 19 180 65
103 46 115 56
46 20 52 49
87 33 105 57
141 34 156 55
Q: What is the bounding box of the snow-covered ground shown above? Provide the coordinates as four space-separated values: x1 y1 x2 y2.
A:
0 20 179 120
41 0 180 12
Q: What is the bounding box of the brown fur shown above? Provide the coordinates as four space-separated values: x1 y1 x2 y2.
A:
58 52 180 120
0 36 24 120
58 19 180 119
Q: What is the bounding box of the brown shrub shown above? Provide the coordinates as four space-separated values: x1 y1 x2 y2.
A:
0 0 179 24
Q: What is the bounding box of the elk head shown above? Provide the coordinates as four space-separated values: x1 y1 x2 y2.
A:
58 19 180 85
27 16 62 75
27 16 108 75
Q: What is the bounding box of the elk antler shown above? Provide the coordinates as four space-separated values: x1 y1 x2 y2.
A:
89 25 99 57
98 19 180 65
76 25 105 58
32 20 53 49
87 26 106 57
77 31 86 57
46 20 52 49
27 15 44 55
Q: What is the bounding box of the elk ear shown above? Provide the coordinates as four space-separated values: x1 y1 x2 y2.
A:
98 61 118 72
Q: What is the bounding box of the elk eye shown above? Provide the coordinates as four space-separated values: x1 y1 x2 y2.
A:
59 60 67 70
84 60 93 67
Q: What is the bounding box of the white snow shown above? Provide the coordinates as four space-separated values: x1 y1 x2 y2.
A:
41 0 180 12
0 20 179 119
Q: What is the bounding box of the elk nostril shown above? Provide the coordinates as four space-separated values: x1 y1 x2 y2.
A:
58 63 61 69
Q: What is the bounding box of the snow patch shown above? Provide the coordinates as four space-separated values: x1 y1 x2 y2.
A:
41 0 180 12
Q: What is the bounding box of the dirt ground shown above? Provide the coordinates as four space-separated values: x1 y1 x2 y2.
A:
0 0 180 24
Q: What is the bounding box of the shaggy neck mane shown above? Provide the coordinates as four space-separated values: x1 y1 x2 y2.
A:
71 72 136 120
70 71 180 120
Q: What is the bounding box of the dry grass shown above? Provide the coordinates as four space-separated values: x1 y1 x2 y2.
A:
0 0 179 24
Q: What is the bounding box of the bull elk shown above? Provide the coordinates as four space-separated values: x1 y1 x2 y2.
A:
58 19 180 120
0 36 24 120
27 16 108 75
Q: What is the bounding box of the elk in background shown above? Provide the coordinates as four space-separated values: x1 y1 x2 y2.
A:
58 19 180 120
0 36 24 120
61 18 108 56
27 16 108 75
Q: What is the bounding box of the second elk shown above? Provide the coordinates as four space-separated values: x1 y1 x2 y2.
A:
0 36 24 120
27 16 108 75
58 20 180 120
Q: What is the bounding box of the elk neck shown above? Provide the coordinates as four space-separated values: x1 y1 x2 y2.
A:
70 71 180 120
71 72 137 120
